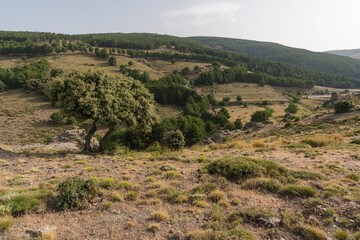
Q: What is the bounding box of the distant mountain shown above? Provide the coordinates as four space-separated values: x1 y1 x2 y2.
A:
326 49 360 60
188 36 360 80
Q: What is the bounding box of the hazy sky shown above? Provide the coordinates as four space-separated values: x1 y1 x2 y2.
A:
1 0 359 52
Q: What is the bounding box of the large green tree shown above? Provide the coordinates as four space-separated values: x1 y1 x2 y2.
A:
46 70 158 152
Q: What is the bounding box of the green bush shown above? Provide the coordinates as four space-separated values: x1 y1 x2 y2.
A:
234 118 243 129
100 178 116 189
66 117 76 125
285 102 299 114
162 130 185 150
0 216 15 231
334 100 354 114
282 184 317 198
0 80 6 92
251 110 272 122
50 111 63 124
55 177 99 210
293 224 327 240
345 173 359 181
350 139 360 144
205 157 294 183
291 171 323 180
0 190 52 215
333 229 348 240
242 178 282 193
108 56 117 66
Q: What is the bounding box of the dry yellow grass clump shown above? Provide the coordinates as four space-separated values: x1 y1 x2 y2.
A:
302 134 343 147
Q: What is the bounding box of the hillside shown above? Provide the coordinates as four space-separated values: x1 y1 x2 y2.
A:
188 36 360 80
0 32 360 239
2 31 360 89
327 48 360 60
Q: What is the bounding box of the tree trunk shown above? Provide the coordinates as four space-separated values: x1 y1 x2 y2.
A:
99 126 116 152
84 122 97 152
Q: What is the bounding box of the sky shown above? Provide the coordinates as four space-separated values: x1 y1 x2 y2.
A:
1 0 360 52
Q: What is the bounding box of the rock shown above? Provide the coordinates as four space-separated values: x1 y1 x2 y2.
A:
160 164 176 171
243 122 266 131
199 129 243 145
49 126 98 149
26 225 57 238
258 216 281 228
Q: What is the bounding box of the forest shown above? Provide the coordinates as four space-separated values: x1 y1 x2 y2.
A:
1 31 360 90
189 36 360 80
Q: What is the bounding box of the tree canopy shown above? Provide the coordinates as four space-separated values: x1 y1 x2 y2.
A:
46 70 158 151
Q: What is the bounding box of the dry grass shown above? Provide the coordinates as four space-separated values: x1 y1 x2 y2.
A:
302 134 343 147
151 211 169 222
40 230 57 240
251 139 266 148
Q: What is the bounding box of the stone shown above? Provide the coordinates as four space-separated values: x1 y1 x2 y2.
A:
26 225 57 238
258 216 281 228
243 122 266 131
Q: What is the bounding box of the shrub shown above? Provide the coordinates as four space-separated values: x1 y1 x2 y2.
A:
334 100 354 114
333 229 348 240
293 224 327 240
206 157 294 183
351 139 360 144
100 178 116 189
242 178 282 193
285 102 299 114
162 130 185 150
126 191 139 201
50 111 63 124
50 68 64 78
355 231 360 240
147 223 160 232
56 177 99 210
208 190 225 203
66 117 76 125
102 202 112 210
0 190 52 215
292 171 323 180
118 181 132 190
128 61 133 66
108 191 124 202
345 173 359 181
302 134 343 147
146 142 163 152
282 185 317 198
0 80 6 92
251 110 272 122
108 56 117 66
0 216 15 231
152 211 169 222
234 118 243 129
165 171 182 179
230 228 254 240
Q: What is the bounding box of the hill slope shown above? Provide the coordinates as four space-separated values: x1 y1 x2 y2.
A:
188 36 360 79
327 48 360 60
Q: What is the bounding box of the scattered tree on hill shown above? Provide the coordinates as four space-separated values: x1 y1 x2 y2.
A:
234 118 243 129
236 95 242 104
108 56 117 66
46 70 158 152
285 102 299 114
334 100 354 114
251 110 272 122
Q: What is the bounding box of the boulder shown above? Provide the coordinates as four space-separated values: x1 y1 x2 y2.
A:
26 225 57 238
243 122 266 131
